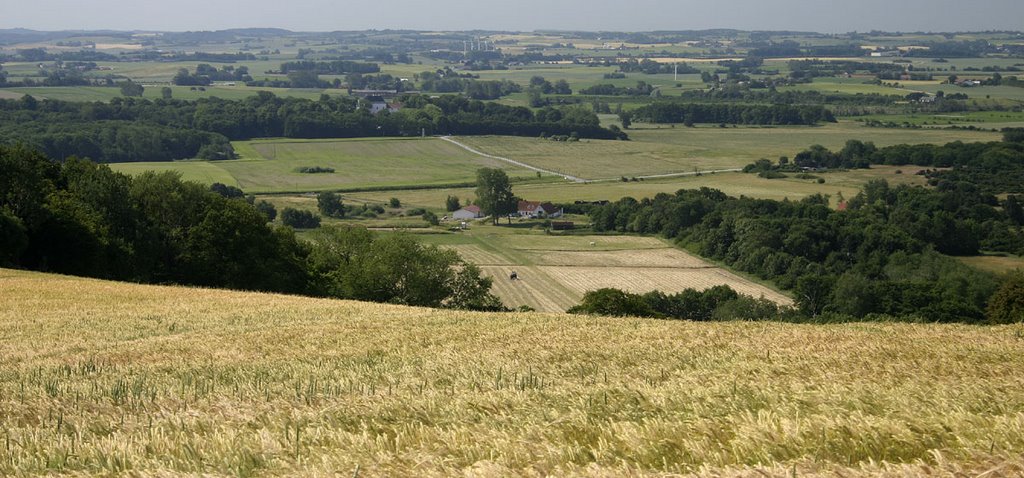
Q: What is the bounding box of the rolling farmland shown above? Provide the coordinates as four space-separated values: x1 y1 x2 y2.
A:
422 229 791 312
111 137 540 193
1 269 1022 476
450 123 998 181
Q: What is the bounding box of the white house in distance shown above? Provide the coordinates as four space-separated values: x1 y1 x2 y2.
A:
516 201 563 219
452 205 484 220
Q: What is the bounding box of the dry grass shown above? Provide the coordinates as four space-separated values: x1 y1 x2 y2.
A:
958 255 1024 275
2 269 1023 477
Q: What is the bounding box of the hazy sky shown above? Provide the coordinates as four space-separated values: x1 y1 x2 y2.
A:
2 0 1022 32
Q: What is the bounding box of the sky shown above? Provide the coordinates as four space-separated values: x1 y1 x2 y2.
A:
1 0 1022 33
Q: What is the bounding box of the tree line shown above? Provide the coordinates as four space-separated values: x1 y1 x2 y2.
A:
0 145 504 311
0 92 625 162
752 132 1024 195
587 138 1024 323
629 102 835 125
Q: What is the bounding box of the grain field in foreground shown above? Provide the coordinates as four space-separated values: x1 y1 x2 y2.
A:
1 268 1023 477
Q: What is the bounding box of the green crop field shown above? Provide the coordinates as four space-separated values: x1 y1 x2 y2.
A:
343 166 929 211
109 161 241 187
447 123 996 181
111 137 541 194
1 268 1022 476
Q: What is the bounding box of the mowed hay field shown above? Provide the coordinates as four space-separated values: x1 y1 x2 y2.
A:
111 137 538 194
2 269 1023 476
452 124 999 181
352 165 929 210
424 232 791 312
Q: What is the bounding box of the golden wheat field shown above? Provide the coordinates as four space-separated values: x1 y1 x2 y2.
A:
1 269 1024 477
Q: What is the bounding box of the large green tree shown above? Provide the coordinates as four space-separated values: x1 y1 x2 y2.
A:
475 168 517 225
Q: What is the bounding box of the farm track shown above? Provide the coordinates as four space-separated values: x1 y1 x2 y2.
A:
441 135 743 183
439 136 587 182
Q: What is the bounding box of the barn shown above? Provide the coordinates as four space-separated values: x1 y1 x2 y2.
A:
452 205 484 220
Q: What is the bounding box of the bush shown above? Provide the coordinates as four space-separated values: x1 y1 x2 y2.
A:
210 182 244 198
0 210 28 266
298 166 335 174
281 208 321 229
317 192 344 218
987 272 1024 324
567 288 655 317
255 200 277 221
389 197 401 208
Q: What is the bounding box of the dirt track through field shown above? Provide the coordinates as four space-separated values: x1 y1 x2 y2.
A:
440 136 587 182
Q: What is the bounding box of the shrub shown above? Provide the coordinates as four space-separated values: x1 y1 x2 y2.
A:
317 192 344 218
297 166 336 174
987 272 1024 324
281 208 321 229
255 200 277 221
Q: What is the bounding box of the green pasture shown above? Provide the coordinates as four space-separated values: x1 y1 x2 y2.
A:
109 161 239 187
346 165 928 212
112 137 540 194
449 122 998 181
856 110 1024 126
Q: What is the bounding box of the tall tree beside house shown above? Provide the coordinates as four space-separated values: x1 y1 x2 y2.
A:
475 168 517 225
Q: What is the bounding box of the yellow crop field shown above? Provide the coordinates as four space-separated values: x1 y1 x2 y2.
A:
422 231 790 312
1 268 1022 476
541 266 794 305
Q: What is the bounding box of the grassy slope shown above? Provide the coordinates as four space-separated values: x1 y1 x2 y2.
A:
1 268 1022 476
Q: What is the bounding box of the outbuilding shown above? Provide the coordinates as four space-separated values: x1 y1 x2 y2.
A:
452 205 484 220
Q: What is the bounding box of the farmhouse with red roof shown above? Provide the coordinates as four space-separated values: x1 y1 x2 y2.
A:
516 200 563 219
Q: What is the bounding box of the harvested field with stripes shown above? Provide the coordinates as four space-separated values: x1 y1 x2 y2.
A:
421 228 790 312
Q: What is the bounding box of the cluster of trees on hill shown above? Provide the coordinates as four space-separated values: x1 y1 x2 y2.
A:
0 93 625 162
905 40 996 58
172 65 253 86
587 138 1024 324
277 60 381 75
787 60 906 81
679 88 901 106
579 81 655 97
616 59 701 75
588 185 1018 323
417 71 522 100
0 146 504 311
752 132 1024 195
629 102 835 125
